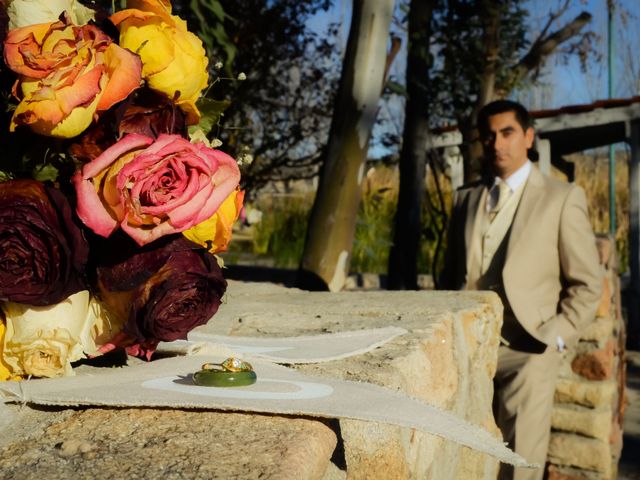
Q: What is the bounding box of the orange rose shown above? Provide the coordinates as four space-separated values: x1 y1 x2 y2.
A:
3 15 142 138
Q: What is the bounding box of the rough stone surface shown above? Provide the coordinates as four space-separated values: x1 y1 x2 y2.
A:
554 378 617 408
550 404 612 441
571 339 615 381
547 464 609 480
580 316 615 344
215 285 504 479
0 282 505 480
548 241 627 480
595 278 611 318
0 408 337 480
595 236 612 267
548 433 612 476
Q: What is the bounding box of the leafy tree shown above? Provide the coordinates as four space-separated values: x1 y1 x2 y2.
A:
183 0 339 196
432 0 592 179
385 0 594 289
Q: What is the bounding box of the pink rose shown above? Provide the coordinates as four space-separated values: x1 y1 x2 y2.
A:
73 134 240 245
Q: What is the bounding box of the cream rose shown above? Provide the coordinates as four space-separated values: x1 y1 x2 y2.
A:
1 291 110 377
7 0 95 29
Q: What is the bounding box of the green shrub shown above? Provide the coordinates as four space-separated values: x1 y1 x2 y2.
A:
350 167 398 273
250 194 313 268
239 165 451 275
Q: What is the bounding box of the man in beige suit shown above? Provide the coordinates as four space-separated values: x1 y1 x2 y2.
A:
438 100 602 480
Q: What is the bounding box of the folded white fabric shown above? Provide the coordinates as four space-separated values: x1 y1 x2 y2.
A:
0 354 529 467
157 326 409 363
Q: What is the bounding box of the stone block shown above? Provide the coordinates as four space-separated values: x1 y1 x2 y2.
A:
547 464 610 480
0 408 338 480
322 462 347 480
548 433 611 476
595 277 611 318
554 378 617 408
0 283 507 480
608 416 623 459
571 339 615 381
344 275 359 290
595 235 612 267
361 273 381 290
216 285 505 479
550 404 612 441
417 274 434 290
580 317 614 343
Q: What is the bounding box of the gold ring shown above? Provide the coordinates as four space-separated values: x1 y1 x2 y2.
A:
201 357 253 373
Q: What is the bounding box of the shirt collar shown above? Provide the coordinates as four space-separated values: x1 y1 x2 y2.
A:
493 160 531 192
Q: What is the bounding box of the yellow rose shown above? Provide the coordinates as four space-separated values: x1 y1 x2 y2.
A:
110 0 209 125
7 0 95 29
0 319 17 381
183 188 245 253
1 291 107 378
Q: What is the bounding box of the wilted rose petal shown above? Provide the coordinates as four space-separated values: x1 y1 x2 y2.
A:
96 236 227 353
74 133 241 245
0 179 88 306
4 16 142 138
2 290 98 378
7 0 95 29
183 188 244 254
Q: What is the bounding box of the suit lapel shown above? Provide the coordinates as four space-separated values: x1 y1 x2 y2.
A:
464 185 484 253
506 166 545 258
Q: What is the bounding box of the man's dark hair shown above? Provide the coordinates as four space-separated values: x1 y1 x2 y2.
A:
477 100 534 135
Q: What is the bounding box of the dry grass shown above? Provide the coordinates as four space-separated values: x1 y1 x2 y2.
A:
571 150 629 271
230 151 627 275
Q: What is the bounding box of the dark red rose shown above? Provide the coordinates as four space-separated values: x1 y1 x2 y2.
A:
96 236 226 344
0 179 88 305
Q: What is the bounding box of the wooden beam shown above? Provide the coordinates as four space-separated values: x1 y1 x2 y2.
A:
535 104 640 133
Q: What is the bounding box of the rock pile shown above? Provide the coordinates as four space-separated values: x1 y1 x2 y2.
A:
547 235 626 480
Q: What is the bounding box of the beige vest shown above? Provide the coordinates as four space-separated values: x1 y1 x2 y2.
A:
466 182 528 344
466 183 525 288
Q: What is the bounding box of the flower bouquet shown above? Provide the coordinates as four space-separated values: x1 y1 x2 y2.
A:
0 0 244 379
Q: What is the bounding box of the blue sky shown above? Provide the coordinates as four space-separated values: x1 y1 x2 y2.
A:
310 0 640 111
521 0 640 109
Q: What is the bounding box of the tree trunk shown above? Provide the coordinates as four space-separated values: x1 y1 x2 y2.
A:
296 0 394 291
462 0 501 182
387 0 434 290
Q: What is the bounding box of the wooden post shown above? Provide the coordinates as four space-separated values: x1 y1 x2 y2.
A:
536 138 551 175
628 119 640 348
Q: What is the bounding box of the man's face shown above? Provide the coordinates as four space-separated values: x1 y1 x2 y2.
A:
480 111 534 179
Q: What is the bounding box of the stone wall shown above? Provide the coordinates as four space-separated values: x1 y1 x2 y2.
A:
215 285 507 479
547 235 626 480
1 285 510 480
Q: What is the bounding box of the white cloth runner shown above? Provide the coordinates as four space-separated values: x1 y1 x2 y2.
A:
156 326 408 363
0 355 530 467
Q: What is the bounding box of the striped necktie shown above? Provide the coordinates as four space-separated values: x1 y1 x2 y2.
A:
489 181 510 222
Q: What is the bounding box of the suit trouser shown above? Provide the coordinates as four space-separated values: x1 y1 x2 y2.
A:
494 344 560 480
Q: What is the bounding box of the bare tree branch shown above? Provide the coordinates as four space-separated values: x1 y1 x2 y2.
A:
536 0 571 41
512 11 592 84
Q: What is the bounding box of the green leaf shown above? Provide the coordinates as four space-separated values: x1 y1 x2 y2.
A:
385 81 408 96
188 97 231 137
32 163 60 183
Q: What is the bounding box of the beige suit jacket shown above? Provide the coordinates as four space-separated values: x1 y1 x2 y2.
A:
439 167 603 347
